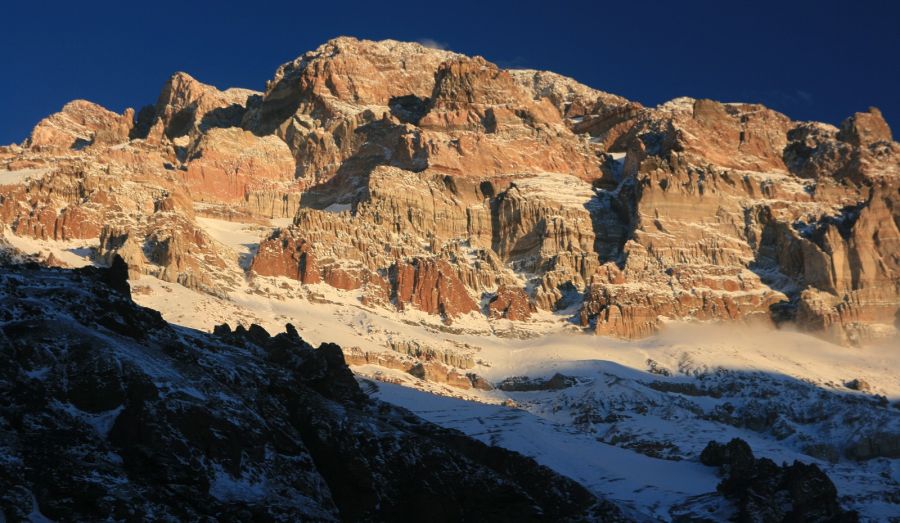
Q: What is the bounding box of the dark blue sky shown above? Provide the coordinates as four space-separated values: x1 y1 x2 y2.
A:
2 0 898 145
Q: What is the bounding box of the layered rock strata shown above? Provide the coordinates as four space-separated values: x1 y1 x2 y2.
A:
1 36 897 344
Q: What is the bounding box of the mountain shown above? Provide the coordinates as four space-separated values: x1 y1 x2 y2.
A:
1 36 896 346
0 37 898 520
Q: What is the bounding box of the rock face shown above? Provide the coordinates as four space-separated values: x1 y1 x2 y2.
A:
699 439 858 522
181 127 299 218
393 258 479 320
252 234 321 283
488 284 535 321
838 107 893 146
498 373 578 392
26 100 134 150
1 36 898 344
343 340 490 391
0 261 625 521
150 72 259 140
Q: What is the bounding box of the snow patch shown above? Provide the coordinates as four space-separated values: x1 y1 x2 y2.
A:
208 464 267 502
0 168 49 186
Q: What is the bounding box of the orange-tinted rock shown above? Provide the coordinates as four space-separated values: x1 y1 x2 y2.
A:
488 285 535 321
180 127 298 217
344 346 490 390
422 56 562 130
783 119 899 185
1 37 897 346
56 206 101 240
789 180 900 344
416 56 602 180
393 258 478 320
14 206 57 240
838 107 893 146
323 266 361 290
152 72 258 139
508 68 629 120
409 362 473 390
571 101 646 150
685 98 792 172
95 211 232 293
5 159 46 171
797 287 897 347
252 37 457 130
155 188 196 219
603 97 793 173
26 100 133 150
251 232 321 284
248 39 603 189
361 272 391 307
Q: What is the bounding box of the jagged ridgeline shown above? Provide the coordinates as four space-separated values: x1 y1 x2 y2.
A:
0 259 627 521
1 36 897 345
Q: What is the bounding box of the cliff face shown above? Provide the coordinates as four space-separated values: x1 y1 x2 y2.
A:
1 36 897 344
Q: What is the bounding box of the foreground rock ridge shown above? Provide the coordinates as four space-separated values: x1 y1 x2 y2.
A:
1 36 898 345
0 258 626 521
697 438 858 522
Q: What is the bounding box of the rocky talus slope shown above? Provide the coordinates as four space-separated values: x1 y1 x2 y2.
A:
0 257 626 522
1 36 897 346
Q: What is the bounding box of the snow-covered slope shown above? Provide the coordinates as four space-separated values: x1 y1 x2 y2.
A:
3 232 896 520
0 258 626 521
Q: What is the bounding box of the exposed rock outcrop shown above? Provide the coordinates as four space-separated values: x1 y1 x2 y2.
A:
393 257 479 320
498 373 578 392
151 72 259 140
838 107 893 146
251 233 320 283
488 284 535 321
26 100 134 150
181 127 299 218
699 438 858 522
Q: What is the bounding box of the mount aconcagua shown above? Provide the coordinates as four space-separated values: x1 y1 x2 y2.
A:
1 37 898 521
3 36 897 345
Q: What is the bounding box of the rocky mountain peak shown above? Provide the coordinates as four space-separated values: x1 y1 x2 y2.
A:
838 106 893 146
25 99 134 150
255 36 458 128
149 71 259 140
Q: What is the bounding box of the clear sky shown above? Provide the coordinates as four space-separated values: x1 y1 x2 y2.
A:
2 0 898 145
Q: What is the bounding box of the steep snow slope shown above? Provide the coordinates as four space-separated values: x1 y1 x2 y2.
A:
130 273 900 521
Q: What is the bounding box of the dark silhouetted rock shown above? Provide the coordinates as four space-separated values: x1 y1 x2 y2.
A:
700 438 858 522
0 261 626 522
